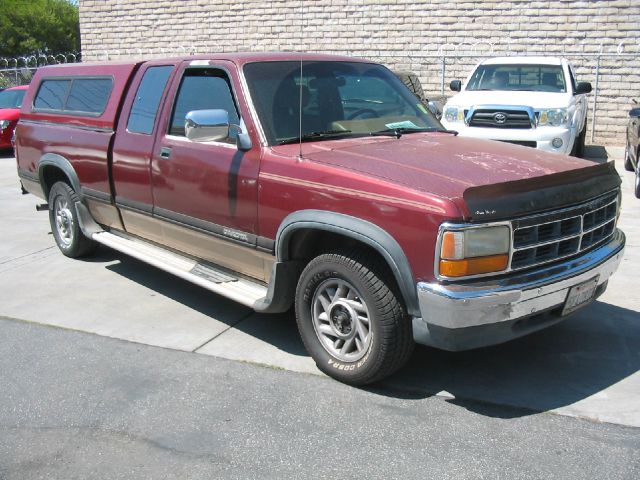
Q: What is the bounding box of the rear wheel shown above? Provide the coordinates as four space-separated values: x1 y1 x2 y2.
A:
48 181 97 258
295 249 413 385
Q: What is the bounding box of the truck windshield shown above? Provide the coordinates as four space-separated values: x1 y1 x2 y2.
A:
243 61 442 145
466 64 566 93
0 89 26 109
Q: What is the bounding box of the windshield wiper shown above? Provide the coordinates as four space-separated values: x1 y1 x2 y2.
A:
277 129 354 145
370 127 456 139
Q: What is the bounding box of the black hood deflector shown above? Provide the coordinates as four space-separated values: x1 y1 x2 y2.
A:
463 162 621 222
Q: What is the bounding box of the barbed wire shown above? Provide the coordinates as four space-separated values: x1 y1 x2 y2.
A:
0 52 81 69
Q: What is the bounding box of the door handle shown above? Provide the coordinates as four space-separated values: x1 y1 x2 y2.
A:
159 147 172 159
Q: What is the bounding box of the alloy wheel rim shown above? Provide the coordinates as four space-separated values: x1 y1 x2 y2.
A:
54 196 74 247
311 278 372 362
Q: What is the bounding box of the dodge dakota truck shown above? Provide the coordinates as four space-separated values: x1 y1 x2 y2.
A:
15 53 625 385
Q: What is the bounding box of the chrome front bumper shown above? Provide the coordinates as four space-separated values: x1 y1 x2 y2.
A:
413 229 625 351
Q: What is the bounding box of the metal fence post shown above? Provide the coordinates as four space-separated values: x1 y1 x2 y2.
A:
591 54 600 143
441 55 446 95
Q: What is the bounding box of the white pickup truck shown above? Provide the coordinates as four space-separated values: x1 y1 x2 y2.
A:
441 56 591 157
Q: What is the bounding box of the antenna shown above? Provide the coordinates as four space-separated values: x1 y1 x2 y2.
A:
298 1 304 159
299 55 303 159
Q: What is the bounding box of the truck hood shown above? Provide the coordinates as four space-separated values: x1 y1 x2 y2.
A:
447 90 571 109
293 133 619 220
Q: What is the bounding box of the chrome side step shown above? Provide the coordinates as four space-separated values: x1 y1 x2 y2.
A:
91 231 268 309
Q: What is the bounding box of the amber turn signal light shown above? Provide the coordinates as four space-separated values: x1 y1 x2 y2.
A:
439 254 509 278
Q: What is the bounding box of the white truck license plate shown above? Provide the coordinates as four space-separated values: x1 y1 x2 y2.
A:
562 277 599 316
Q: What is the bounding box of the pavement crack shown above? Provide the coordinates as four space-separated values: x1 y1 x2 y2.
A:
0 246 56 265
191 311 254 352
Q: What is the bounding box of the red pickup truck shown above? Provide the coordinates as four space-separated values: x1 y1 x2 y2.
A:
15 53 625 385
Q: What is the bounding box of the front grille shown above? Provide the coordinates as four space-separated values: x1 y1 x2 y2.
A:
510 191 618 271
469 109 532 129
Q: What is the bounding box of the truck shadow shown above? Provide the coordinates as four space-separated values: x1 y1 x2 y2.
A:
97 248 310 356
372 301 640 418
95 248 639 419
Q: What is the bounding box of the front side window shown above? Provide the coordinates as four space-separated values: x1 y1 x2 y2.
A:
466 64 566 93
169 68 240 142
0 89 26 109
243 61 441 145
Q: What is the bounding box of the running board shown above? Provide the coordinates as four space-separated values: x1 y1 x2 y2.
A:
91 231 268 309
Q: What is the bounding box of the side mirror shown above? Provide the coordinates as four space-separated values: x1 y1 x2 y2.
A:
185 109 230 142
575 82 592 95
450 80 461 92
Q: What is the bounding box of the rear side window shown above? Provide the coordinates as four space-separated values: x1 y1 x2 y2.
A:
127 66 173 135
33 77 113 116
34 79 70 110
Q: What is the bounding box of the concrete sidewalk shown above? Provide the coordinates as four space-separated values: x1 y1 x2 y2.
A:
1 148 638 427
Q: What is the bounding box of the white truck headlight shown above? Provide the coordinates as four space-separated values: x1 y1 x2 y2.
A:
443 107 464 123
537 108 569 127
438 225 510 278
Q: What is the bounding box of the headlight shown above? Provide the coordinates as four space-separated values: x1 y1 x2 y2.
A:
443 106 465 123
0 120 10 130
537 108 569 127
438 225 510 278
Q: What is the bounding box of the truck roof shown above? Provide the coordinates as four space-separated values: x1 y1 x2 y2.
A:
46 52 369 70
21 52 373 133
480 56 564 66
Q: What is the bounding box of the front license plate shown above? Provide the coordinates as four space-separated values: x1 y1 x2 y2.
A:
562 276 599 316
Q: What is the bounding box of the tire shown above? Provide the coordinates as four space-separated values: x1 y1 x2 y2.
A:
48 181 97 258
573 123 586 158
295 249 413 385
624 144 634 172
395 71 427 104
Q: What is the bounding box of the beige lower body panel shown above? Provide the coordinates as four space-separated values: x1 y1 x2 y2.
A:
86 198 124 231
120 209 274 283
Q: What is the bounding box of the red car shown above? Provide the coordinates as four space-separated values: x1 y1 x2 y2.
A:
0 85 29 149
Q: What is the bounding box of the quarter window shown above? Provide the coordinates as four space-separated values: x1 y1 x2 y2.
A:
128 66 173 135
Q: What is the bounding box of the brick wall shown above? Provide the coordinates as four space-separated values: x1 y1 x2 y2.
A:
79 0 640 144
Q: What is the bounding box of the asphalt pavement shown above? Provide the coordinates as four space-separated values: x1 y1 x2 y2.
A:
1 147 639 478
1 317 638 479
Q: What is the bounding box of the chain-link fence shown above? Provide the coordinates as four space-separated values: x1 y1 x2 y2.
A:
2 49 637 144
0 53 81 89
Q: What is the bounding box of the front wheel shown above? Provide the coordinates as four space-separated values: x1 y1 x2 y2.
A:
48 181 97 258
624 144 634 172
635 157 640 199
295 250 413 385
572 123 586 158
